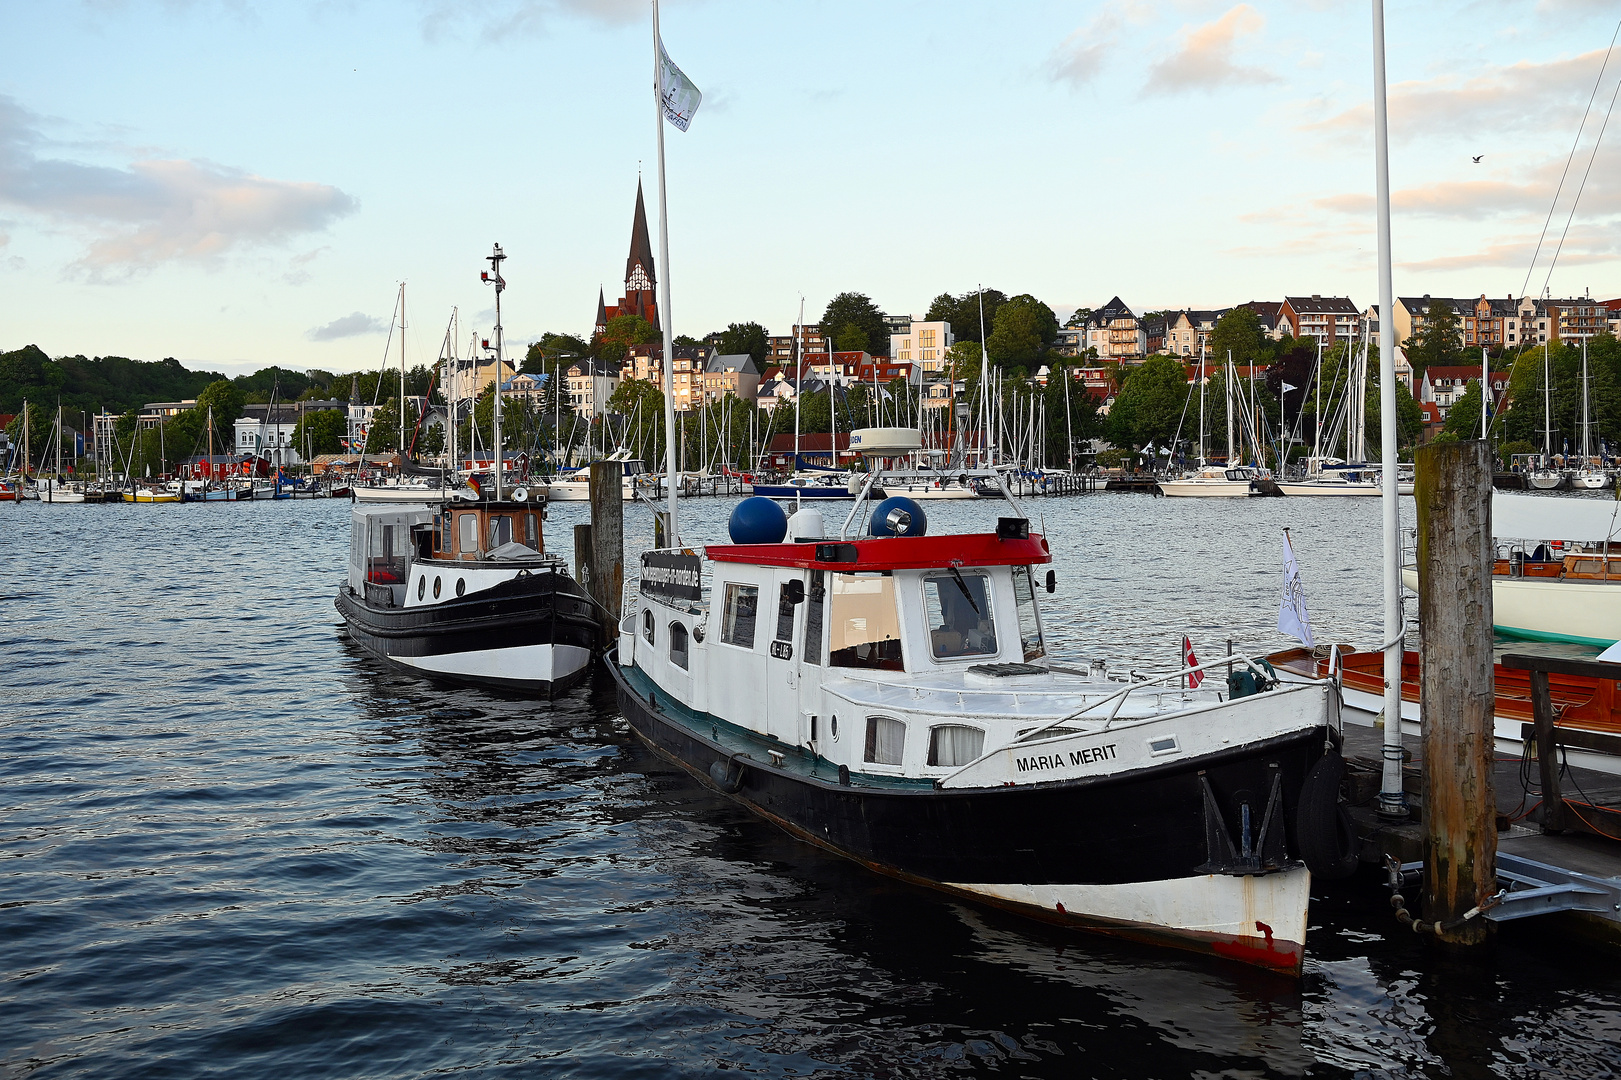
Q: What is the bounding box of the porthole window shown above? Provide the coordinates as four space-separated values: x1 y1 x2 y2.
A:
456 578 466 597
643 608 655 644
433 576 442 599
417 576 426 601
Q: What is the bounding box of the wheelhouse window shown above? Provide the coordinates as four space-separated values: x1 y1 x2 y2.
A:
1011 565 1046 662
830 573 903 671
720 583 759 649
928 725 985 767
487 514 512 550
923 571 996 659
803 570 825 666
642 607 654 644
669 623 689 669
458 512 478 557
865 716 906 766
775 582 798 643
524 513 540 550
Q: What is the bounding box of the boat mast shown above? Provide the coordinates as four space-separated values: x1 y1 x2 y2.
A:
1226 351 1235 464
652 0 680 542
1582 336 1591 460
1373 0 1407 819
1481 346 1490 443
399 283 407 472
483 244 507 500
1197 341 1206 465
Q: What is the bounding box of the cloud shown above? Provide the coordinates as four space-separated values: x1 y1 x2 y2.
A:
1144 5 1278 95
1303 48 1615 141
307 312 385 341
418 0 645 41
0 94 356 276
1399 223 1621 275
1312 144 1621 222
283 245 330 286
1049 3 1154 88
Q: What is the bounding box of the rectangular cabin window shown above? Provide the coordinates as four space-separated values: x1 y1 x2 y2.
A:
864 716 906 766
458 512 478 557
803 570 825 666
830 573 903 671
928 725 984 767
525 513 539 550
1012 565 1046 661
923 572 997 659
434 514 447 552
487 515 512 550
775 582 798 643
720 583 759 649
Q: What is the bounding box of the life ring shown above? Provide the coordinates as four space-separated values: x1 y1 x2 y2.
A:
1297 744 1359 879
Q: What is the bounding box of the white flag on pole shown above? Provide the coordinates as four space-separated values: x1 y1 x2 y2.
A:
658 36 702 131
1278 529 1315 647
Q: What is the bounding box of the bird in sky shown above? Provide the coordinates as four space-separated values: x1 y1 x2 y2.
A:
1472 155 1483 163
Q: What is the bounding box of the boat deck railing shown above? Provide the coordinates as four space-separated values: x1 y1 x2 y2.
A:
939 653 1336 786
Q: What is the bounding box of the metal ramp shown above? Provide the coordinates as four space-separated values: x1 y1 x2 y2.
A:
1390 852 1621 925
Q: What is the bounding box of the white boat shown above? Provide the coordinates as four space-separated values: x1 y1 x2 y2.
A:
613 429 1344 974
1158 464 1259 497
1274 470 1382 497
1528 467 1564 491
1572 466 1610 490
351 480 459 503
35 478 86 503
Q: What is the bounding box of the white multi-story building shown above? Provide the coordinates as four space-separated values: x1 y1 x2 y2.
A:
889 320 954 372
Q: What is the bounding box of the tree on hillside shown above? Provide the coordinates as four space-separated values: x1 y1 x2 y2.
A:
716 321 770 363
1443 379 1485 440
925 288 1007 343
1064 307 1092 329
1043 365 1101 467
291 409 348 457
525 333 591 374
985 294 1058 373
596 314 659 368
820 293 887 357
1209 306 1266 368
1105 356 1189 451
1402 299 1464 376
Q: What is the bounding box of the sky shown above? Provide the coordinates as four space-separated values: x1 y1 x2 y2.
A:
1 0 1619 377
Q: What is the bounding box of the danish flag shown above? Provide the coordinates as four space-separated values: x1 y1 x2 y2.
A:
1183 635 1203 688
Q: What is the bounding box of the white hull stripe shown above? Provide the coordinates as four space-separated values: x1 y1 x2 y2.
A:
395 642 592 684
947 867 1311 953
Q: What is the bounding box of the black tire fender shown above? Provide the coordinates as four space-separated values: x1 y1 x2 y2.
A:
1298 746 1359 879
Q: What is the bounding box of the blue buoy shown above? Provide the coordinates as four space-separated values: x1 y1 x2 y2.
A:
870 496 927 537
729 496 788 544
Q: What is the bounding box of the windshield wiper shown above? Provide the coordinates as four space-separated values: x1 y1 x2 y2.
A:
948 566 980 614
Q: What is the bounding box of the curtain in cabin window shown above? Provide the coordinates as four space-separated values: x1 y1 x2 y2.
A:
928 725 985 768
864 716 906 766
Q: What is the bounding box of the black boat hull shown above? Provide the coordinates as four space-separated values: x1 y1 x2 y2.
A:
337 570 600 693
609 652 1326 972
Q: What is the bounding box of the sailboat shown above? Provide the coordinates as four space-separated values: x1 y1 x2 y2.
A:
37 405 87 503
1571 337 1607 489
1158 344 1259 496
1528 341 1564 490
354 285 458 504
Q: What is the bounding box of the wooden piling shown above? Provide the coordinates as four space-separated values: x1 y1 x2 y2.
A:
574 522 594 596
588 460 624 640
1414 439 1497 944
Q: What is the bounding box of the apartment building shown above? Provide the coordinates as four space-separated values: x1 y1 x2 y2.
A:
889 320 953 372
1419 366 1509 418
1166 309 1227 357
700 354 760 405
562 358 621 417
1280 295 1361 345
1084 297 1146 361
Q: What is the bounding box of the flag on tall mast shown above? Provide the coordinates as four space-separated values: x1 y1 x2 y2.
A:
651 0 701 544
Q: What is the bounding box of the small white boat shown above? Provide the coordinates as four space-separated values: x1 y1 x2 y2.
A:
1158 464 1259 497
1528 468 1564 491
1571 466 1609 490
35 479 86 503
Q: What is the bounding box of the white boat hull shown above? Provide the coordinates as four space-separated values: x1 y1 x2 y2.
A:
950 865 1311 967
1401 566 1621 647
1157 480 1255 497
1274 481 1381 497
352 485 458 503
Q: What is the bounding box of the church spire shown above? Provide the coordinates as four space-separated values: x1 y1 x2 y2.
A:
595 286 608 337
625 179 658 329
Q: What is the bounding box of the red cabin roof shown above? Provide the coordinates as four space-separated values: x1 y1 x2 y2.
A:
705 532 1051 571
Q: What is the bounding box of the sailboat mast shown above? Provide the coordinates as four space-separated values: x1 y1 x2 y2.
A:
399 283 407 469
1582 336 1591 459
1543 341 1552 462
1198 342 1206 465
652 0 680 542
1373 0 1406 819
1226 351 1235 463
1481 347 1489 443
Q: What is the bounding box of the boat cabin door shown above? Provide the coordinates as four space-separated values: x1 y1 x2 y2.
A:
764 569 814 745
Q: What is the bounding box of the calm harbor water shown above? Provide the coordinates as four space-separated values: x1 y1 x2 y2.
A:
4 493 1621 1078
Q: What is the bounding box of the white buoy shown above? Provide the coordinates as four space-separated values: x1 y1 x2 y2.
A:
787 507 825 542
